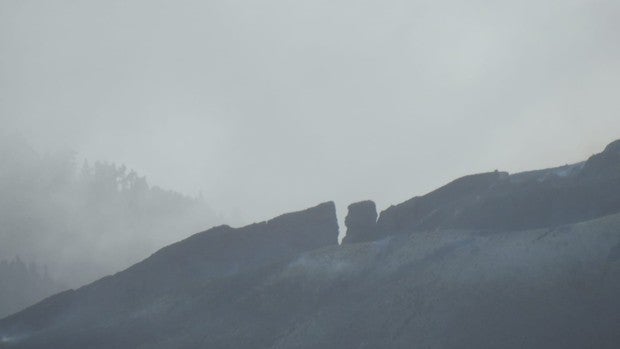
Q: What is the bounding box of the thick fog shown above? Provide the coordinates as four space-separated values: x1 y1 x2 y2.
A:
1 0 620 287
0 135 226 287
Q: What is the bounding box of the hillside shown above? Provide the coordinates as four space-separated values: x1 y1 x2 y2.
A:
1 141 620 348
2 210 619 348
376 140 620 235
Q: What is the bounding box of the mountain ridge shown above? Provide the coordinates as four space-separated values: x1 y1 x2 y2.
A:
2 140 620 348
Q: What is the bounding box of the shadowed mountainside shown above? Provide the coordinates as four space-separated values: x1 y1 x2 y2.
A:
2 208 619 348
0 202 339 348
1 141 620 348
376 140 620 235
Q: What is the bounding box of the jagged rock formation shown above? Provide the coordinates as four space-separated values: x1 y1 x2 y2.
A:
341 200 377 244
141 200 339 280
375 140 620 235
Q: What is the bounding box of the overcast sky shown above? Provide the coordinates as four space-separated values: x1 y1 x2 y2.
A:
1 0 619 228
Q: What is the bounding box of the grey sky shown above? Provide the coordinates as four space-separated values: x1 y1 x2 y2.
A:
1 0 619 228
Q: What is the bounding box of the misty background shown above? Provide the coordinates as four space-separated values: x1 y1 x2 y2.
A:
1 0 619 300
0 134 225 283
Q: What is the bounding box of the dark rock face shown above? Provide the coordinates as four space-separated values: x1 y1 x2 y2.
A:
580 139 620 179
377 171 508 234
144 200 339 280
342 201 378 244
376 139 620 235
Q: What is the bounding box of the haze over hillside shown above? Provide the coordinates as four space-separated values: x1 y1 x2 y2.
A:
1 140 619 348
1 0 620 347
0 135 233 292
0 258 63 320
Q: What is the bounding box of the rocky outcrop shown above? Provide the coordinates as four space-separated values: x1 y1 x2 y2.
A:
376 171 509 234
145 200 340 279
371 139 620 236
580 139 620 179
341 200 377 244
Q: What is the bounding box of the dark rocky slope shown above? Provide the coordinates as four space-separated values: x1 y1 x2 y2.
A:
0 202 339 348
2 140 620 348
2 211 619 348
376 139 620 235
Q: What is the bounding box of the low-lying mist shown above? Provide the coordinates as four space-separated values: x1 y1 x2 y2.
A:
0 135 235 289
